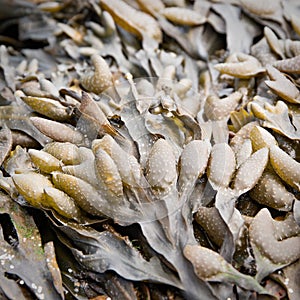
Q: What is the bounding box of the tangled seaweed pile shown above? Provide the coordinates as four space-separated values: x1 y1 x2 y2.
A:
0 0 300 299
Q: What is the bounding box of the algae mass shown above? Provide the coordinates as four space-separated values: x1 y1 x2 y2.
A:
0 0 299 299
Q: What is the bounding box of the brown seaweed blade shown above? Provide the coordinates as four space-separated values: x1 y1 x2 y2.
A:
2 0 300 297
92 135 143 188
93 147 124 206
30 117 85 145
214 53 265 78
145 138 177 194
207 143 236 190
265 65 300 104
273 55 300 74
249 208 300 281
204 91 242 121
0 125 12 165
183 244 272 296
100 0 162 43
178 139 211 196
160 7 206 26
233 147 269 195
81 54 113 94
250 170 295 211
79 91 120 137
251 101 300 140
0 192 63 299
270 145 300 191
